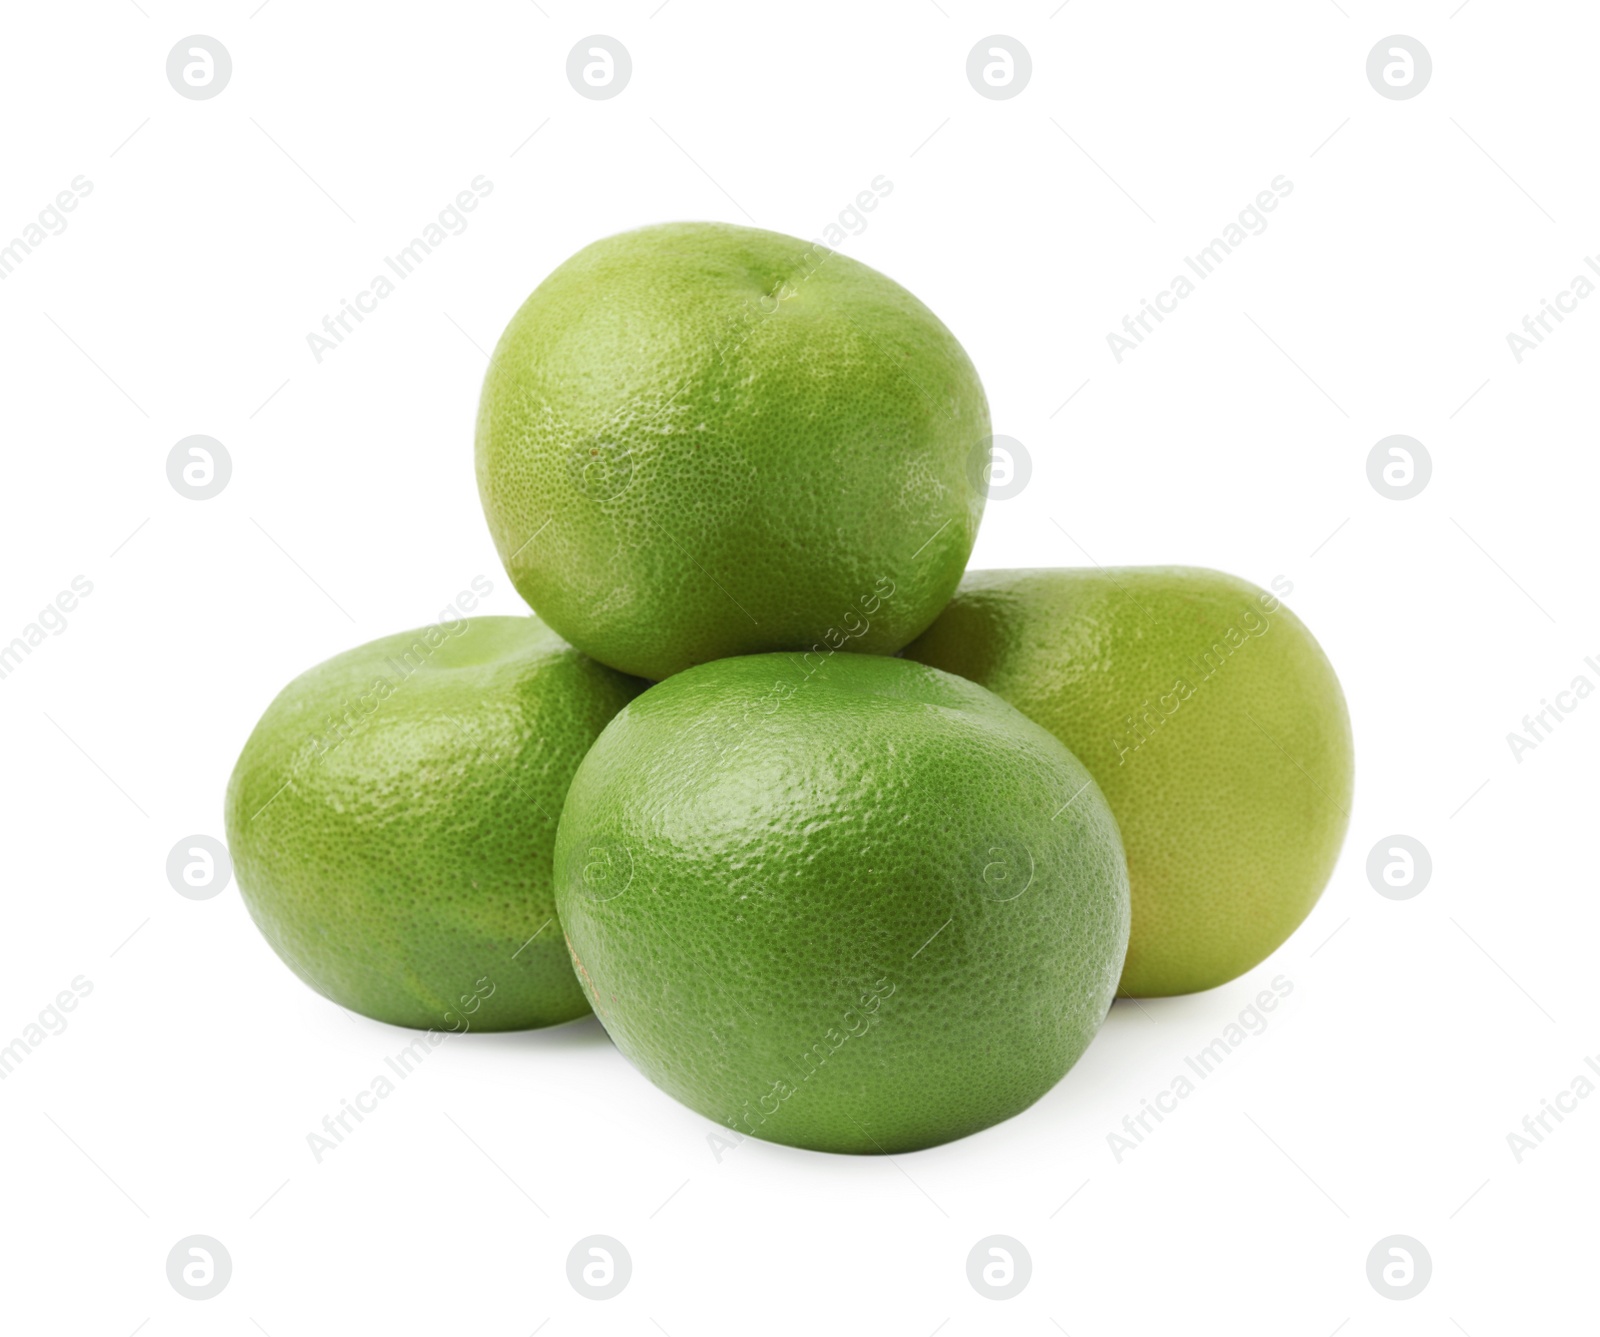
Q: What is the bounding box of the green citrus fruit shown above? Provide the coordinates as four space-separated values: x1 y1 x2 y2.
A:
475 221 989 681
553 651 1129 1154
904 568 1353 997
224 616 647 1030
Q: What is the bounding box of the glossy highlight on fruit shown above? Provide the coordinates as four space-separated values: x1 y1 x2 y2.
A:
476 221 989 680
905 567 1353 997
225 616 647 1029
554 651 1129 1153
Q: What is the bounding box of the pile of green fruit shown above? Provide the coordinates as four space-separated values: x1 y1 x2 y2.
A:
226 222 1352 1154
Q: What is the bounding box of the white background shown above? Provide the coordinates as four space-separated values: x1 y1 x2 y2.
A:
1 2 1594 1333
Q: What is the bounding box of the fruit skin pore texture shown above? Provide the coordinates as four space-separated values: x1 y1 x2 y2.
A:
476 221 989 681
554 651 1130 1155
224 616 648 1030
904 567 1354 997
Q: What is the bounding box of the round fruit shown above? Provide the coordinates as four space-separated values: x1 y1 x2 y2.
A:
904 567 1353 997
554 651 1129 1154
475 221 989 681
224 616 646 1030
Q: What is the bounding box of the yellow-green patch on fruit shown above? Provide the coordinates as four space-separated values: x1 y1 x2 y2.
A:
905 567 1353 997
